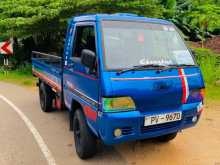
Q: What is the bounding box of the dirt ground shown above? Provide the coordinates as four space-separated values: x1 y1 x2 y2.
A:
0 82 220 165
192 35 220 54
117 99 220 165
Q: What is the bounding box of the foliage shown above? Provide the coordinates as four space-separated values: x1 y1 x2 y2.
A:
184 4 220 46
90 0 164 17
195 48 220 84
194 48 220 99
160 0 177 18
0 0 163 39
0 0 219 40
0 64 36 86
165 0 220 41
0 0 78 38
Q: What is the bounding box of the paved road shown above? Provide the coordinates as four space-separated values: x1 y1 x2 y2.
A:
0 82 220 165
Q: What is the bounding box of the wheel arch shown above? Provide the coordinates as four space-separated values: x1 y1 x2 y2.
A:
69 99 84 131
39 78 50 91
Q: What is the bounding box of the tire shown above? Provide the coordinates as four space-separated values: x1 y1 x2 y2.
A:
156 132 177 142
73 109 97 159
39 82 53 112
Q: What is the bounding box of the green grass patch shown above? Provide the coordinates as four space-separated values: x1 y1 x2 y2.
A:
194 48 220 100
0 64 37 87
205 85 220 100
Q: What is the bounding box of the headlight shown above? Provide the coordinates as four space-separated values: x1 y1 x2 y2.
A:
102 97 136 112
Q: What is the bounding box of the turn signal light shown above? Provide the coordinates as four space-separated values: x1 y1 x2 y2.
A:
200 88 205 99
103 97 136 113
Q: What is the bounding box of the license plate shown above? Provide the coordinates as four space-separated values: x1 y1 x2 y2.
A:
144 112 182 127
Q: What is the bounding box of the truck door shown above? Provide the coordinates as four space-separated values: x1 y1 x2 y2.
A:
63 22 99 129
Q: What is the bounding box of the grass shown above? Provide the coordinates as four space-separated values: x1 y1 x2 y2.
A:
205 85 220 100
194 48 220 100
0 64 37 87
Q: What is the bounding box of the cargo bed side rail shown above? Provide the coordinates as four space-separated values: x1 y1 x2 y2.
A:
32 51 62 64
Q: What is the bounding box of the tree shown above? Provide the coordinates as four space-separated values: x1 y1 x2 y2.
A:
194 5 220 44
0 0 80 38
163 0 220 42
160 0 177 18
185 4 220 47
0 0 164 39
91 0 164 17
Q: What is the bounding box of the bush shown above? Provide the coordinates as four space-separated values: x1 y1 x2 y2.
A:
194 48 220 85
194 48 220 99
0 63 36 86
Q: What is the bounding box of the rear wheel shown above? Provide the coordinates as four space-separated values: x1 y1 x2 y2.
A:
156 132 177 142
39 82 53 112
73 109 97 159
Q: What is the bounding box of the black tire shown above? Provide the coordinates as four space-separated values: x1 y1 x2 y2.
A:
39 82 53 112
156 132 177 142
73 109 97 159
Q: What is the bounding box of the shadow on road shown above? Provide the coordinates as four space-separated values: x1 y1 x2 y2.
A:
51 109 127 165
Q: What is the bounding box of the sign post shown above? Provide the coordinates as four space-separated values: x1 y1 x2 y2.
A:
3 57 9 66
3 56 9 75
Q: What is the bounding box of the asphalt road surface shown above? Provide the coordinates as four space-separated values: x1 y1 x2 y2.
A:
0 81 220 165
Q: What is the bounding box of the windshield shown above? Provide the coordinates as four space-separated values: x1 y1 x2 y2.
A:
102 21 195 70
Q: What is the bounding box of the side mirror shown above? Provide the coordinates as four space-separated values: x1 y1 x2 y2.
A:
81 49 96 71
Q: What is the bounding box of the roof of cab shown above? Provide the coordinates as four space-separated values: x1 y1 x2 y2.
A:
72 13 172 25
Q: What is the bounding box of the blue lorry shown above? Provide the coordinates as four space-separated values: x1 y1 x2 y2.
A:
32 13 205 159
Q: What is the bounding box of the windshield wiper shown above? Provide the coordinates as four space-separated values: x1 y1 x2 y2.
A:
117 64 196 75
168 64 196 67
117 64 169 75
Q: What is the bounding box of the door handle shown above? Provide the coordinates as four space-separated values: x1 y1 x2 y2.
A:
66 63 74 69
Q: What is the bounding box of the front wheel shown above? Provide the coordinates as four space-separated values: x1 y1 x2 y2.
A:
73 109 97 159
156 132 177 142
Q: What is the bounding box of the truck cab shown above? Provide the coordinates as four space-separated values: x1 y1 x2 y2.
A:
32 13 205 159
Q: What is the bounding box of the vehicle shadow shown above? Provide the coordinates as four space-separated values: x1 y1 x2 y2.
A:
52 109 127 165
88 143 127 165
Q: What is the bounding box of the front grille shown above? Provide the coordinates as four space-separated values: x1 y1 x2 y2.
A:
121 127 133 135
141 121 181 133
183 116 193 124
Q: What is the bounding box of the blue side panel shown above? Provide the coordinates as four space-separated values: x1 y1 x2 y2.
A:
63 67 99 135
32 58 61 90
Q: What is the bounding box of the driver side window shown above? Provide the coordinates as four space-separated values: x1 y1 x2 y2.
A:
72 25 96 59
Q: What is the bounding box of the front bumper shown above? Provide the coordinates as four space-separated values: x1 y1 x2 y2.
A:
98 102 202 145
